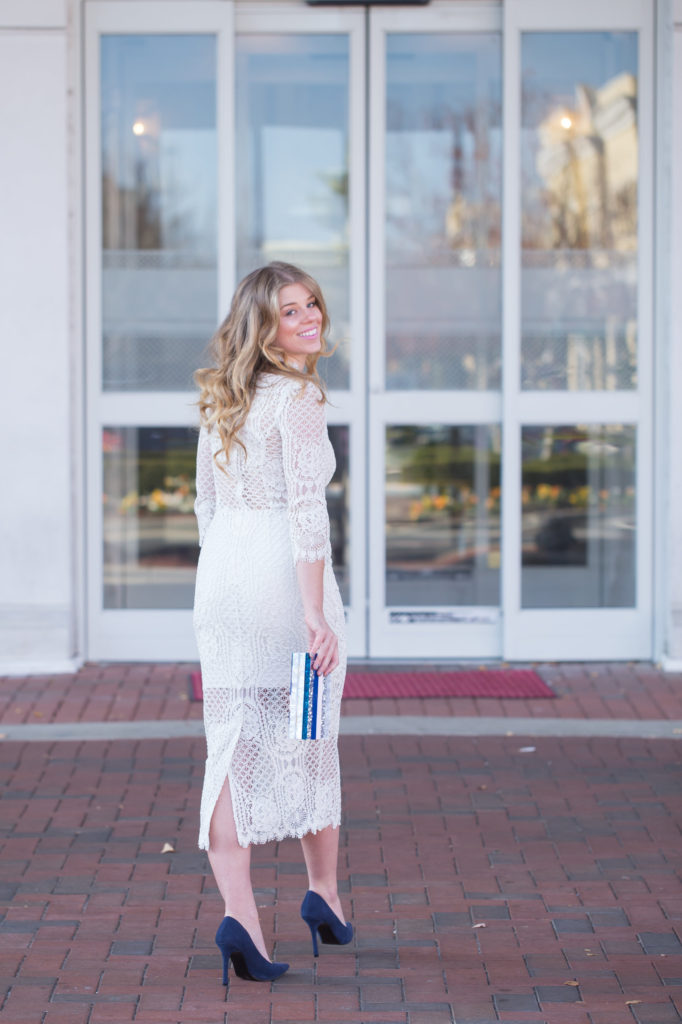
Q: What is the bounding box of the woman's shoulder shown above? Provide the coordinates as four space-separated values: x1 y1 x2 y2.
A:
258 372 323 403
256 370 288 391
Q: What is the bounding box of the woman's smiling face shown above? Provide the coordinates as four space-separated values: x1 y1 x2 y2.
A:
275 282 323 369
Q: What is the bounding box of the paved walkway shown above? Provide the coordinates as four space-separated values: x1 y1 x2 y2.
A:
2 662 682 729
0 663 681 1024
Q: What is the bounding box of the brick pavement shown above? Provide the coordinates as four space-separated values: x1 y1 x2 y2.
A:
0 663 681 1023
1 661 681 727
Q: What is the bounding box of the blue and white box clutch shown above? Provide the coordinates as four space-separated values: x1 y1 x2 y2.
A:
289 652 327 739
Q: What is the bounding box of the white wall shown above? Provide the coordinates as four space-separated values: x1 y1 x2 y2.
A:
0 4 76 670
668 13 682 662
0 0 66 28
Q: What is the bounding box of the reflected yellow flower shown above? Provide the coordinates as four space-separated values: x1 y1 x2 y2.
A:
409 501 422 521
118 490 139 513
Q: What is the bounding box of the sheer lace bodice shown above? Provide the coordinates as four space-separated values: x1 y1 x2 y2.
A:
194 375 335 563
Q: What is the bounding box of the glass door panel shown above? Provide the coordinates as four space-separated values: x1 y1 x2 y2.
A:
327 425 350 607
88 4 365 660
235 30 354 585
502 0 653 661
521 31 639 392
235 33 351 389
234 7 366 656
102 426 198 609
384 33 502 391
86 4 233 659
386 425 501 608
521 424 636 609
369 6 503 659
101 34 219 392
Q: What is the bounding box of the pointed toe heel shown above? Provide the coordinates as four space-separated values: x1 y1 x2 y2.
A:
215 917 289 988
300 890 353 958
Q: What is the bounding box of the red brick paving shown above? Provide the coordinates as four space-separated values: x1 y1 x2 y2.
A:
0 723 679 1022
1 661 681 726
1 663 682 1022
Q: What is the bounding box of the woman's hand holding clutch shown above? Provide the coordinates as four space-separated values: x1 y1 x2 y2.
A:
304 610 338 676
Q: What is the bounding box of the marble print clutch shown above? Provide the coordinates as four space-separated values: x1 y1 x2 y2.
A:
289 652 327 739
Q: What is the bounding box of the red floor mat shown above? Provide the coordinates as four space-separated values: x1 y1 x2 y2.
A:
342 669 554 699
189 668 554 701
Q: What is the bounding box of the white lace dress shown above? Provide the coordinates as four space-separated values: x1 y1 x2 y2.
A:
193 374 346 849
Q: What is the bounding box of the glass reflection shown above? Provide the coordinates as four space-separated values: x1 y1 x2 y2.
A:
521 425 636 608
327 426 350 605
521 33 638 390
103 425 350 610
236 35 350 389
101 36 218 390
386 425 501 606
103 427 199 608
385 33 502 390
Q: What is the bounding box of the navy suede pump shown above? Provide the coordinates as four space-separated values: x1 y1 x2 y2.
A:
300 890 353 957
215 917 289 988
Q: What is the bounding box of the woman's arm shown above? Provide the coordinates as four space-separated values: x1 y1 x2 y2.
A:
281 383 338 676
194 426 217 546
295 559 338 676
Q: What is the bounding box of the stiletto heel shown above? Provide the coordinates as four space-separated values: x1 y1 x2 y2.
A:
219 947 230 987
305 919 319 957
215 917 289 988
300 890 353 958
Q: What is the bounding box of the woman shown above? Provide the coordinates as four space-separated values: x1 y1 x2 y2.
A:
193 262 352 989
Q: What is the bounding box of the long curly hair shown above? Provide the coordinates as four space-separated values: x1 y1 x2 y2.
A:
194 262 331 462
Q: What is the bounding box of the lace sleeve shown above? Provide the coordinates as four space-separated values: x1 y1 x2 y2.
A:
280 382 331 564
194 426 216 546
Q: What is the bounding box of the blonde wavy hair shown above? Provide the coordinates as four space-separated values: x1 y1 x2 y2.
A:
194 261 331 462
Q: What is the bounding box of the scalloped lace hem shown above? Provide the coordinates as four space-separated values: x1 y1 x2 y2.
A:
198 814 342 851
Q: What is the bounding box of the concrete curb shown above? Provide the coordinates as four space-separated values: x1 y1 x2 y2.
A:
1 716 682 741
339 715 682 738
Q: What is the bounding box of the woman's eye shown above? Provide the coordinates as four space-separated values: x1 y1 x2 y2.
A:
307 300 318 308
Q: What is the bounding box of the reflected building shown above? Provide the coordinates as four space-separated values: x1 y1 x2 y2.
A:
533 69 639 393
521 34 639 393
534 71 637 252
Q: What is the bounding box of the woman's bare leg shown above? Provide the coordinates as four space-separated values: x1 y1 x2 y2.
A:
300 824 346 923
207 777 270 960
